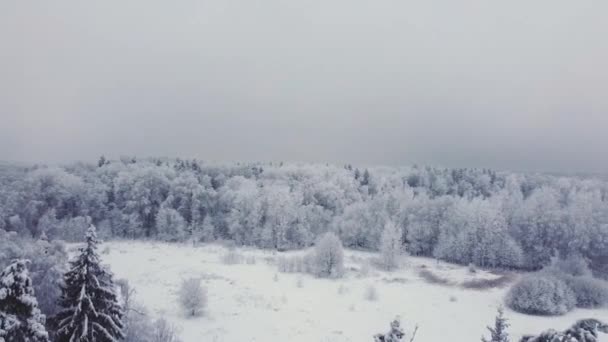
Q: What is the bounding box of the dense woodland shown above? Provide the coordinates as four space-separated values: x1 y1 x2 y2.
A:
1 157 608 276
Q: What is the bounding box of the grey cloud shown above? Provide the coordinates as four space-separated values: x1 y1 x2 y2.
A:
1 0 607 172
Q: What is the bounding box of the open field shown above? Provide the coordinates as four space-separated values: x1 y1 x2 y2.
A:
100 241 608 342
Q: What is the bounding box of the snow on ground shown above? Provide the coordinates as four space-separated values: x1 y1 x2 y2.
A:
100 241 608 342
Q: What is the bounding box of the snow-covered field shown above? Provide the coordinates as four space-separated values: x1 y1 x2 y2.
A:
100 241 608 342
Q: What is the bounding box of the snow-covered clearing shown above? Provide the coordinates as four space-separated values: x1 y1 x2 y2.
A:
101 241 608 342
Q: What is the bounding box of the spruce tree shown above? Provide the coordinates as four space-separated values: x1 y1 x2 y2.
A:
55 225 124 342
0 259 49 342
482 307 510 342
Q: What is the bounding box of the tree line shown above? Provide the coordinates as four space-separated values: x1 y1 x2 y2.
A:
1 158 607 274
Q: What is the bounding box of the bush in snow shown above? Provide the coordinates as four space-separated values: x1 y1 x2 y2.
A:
179 278 207 317
151 317 183 342
0 259 49 342
119 279 183 342
379 221 403 271
481 307 510 342
559 275 608 309
505 273 575 315
542 256 608 309
313 232 344 278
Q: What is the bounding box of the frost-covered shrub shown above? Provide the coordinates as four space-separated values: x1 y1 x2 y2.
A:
151 317 183 342
561 275 608 308
178 278 207 316
313 232 344 278
542 255 608 309
123 305 183 342
506 274 576 315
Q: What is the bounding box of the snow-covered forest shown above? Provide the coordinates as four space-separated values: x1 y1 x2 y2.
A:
1 158 608 274
1 158 608 342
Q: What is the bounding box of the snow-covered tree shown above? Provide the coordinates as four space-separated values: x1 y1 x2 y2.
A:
379 221 403 270
482 307 510 342
313 232 344 278
155 206 187 241
0 259 49 342
55 225 124 342
178 278 207 317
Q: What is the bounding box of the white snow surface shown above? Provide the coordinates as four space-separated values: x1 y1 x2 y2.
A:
98 241 608 342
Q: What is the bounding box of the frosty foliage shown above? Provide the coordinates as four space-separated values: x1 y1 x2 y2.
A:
0 230 69 321
312 232 345 278
1 160 608 275
0 259 49 342
379 221 403 271
118 280 183 342
542 256 608 309
178 278 207 317
433 199 523 268
505 274 576 316
156 206 187 242
549 254 592 277
54 225 125 342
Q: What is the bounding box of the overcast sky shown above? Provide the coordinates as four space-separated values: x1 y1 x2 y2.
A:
1 1 607 172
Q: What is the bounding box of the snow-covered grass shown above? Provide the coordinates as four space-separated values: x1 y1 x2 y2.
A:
101 241 608 342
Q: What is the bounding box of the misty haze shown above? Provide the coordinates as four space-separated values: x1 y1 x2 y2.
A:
1 1 607 342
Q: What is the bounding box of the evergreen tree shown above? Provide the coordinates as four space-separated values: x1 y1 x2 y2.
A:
0 259 49 342
55 225 124 342
482 307 510 342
